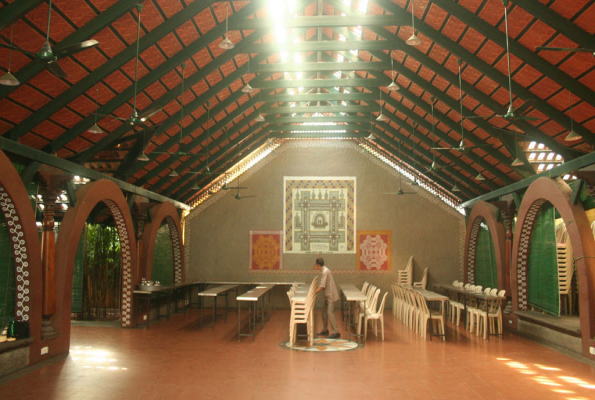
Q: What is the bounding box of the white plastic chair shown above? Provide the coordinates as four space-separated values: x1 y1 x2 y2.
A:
413 267 428 290
364 292 388 340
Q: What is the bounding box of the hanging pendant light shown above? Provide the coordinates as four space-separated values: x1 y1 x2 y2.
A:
564 90 582 142
169 169 179 177
242 56 254 93
137 153 150 162
0 24 20 86
254 113 265 122
192 181 200 190
386 51 400 91
367 132 376 140
218 4 234 50
406 1 423 46
376 89 388 121
475 172 486 181
88 85 104 134
511 157 524 167
451 183 460 192
242 82 254 93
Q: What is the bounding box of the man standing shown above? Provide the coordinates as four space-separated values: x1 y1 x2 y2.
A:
314 257 340 339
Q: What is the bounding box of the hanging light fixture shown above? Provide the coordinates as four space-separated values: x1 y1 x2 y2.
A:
376 90 388 121
218 4 234 50
386 50 400 91
406 1 423 46
367 132 376 140
242 56 254 93
511 157 524 167
451 183 460 192
564 90 581 142
254 91 264 121
168 169 179 177
137 152 150 162
0 24 20 86
475 172 486 181
88 85 104 134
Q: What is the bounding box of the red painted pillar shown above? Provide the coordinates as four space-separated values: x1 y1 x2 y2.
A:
40 189 59 340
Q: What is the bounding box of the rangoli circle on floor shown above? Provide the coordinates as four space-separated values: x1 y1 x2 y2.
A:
279 338 362 352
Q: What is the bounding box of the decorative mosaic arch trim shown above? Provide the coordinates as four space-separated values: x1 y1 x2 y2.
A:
104 200 133 327
466 220 482 285
166 217 183 283
516 199 547 311
0 186 30 321
184 141 465 274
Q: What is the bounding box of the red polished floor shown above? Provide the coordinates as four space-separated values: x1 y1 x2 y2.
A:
1 309 595 399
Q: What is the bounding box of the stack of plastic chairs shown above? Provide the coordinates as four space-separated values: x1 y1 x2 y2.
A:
288 276 319 346
557 243 574 314
397 256 414 286
448 281 465 326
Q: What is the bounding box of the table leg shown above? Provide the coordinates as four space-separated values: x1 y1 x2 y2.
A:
212 296 216 331
224 292 229 323
146 294 151 329
237 300 241 342
200 296 204 329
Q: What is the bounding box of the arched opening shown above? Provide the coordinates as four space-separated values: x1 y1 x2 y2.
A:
151 222 174 285
141 202 184 284
0 150 42 364
464 201 506 291
512 178 595 358
70 205 123 323
54 180 137 355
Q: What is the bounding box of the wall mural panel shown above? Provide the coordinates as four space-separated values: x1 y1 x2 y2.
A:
284 177 356 254
249 230 283 271
356 230 391 271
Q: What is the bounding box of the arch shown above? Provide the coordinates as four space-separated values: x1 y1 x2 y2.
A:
142 202 184 283
0 150 42 363
464 201 506 289
512 177 595 358
54 179 137 353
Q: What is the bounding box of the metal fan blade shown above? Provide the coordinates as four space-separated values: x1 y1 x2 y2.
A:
464 115 497 120
0 43 36 57
535 46 595 53
239 195 257 199
467 144 493 149
139 106 162 121
514 98 536 116
515 115 540 121
54 39 100 58
493 127 527 137
431 147 454 151
46 62 67 78
92 112 127 122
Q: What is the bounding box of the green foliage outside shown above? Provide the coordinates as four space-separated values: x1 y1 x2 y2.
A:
151 223 174 285
0 218 15 328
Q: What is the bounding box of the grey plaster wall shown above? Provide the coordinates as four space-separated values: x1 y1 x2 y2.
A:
185 142 464 307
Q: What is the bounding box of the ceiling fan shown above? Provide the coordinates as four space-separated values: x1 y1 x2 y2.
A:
432 59 493 153
535 46 595 56
92 4 161 130
0 0 99 79
464 0 540 123
219 128 248 191
384 141 416 196
233 172 256 200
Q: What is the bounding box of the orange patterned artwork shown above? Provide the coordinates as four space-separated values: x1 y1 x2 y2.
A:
356 230 391 271
249 230 283 271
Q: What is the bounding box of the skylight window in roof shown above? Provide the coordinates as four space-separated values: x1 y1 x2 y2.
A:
334 71 342 78
537 152 546 161
538 143 545 150
528 141 537 150
343 0 352 6
528 153 536 160
358 0 369 14
538 163 545 171
546 164 554 170
547 153 555 161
